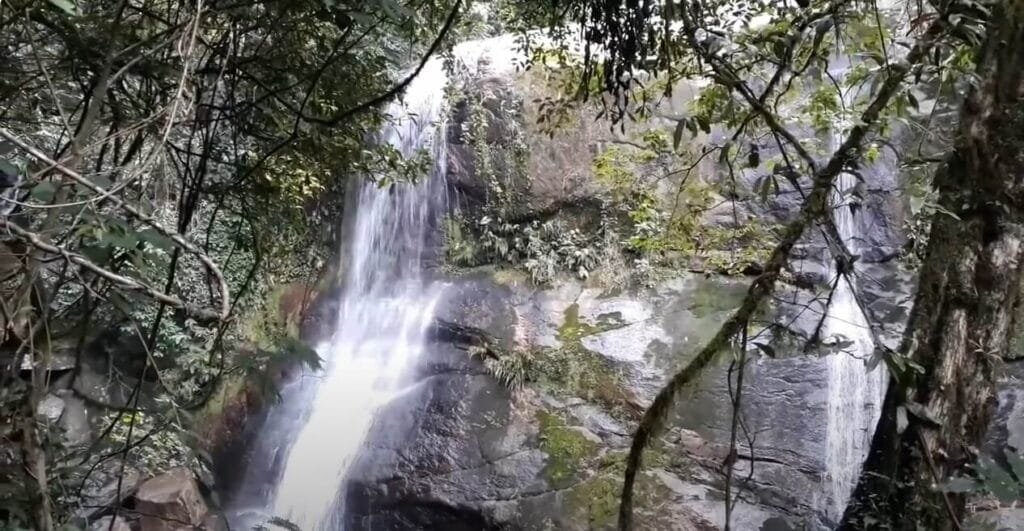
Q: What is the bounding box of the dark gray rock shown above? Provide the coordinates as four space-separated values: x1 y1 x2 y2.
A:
434 274 519 349
75 467 141 523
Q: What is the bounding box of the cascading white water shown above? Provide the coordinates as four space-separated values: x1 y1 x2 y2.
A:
237 59 452 531
821 79 888 519
230 37 525 531
274 69 451 530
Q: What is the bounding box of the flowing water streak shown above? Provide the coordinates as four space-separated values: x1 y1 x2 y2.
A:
821 70 888 519
246 37 526 530
267 57 451 530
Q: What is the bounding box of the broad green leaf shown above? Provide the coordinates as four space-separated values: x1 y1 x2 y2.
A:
30 182 57 202
896 405 908 434
80 244 111 264
137 228 175 252
976 457 1021 503
752 342 776 358
903 400 941 428
48 0 78 16
0 159 18 178
1007 450 1024 483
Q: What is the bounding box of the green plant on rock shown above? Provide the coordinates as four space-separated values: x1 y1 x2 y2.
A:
593 146 640 202
699 223 780 275
938 450 1024 505
625 190 669 254
443 214 480 267
448 214 604 283
537 410 598 486
471 346 534 391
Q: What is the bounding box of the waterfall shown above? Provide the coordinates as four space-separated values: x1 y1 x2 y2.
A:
231 58 450 530
229 37 523 531
268 57 451 528
820 70 888 519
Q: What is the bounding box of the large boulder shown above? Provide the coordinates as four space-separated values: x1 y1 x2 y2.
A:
135 468 208 531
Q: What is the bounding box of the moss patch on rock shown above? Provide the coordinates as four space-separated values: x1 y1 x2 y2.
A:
565 466 678 530
530 304 641 418
537 410 599 487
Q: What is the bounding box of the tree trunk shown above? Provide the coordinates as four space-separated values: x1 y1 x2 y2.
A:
841 2 1024 529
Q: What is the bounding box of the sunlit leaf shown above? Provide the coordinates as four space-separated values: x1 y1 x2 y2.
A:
47 0 78 15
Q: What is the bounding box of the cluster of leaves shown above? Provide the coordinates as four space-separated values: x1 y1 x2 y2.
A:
939 451 1024 508
447 214 603 283
443 59 612 284
469 345 534 390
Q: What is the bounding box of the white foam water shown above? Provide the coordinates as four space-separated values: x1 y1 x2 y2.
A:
235 37 525 530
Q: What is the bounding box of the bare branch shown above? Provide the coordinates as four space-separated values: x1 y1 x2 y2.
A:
0 128 230 321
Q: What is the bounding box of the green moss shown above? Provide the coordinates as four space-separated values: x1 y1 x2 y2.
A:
566 467 676 529
557 303 603 343
568 474 620 528
238 283 302 350
530 304 639 417
538 410 598 486
199 373 246 419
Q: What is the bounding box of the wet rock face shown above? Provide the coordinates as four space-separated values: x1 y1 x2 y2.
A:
347 273 862 530
346 254 1024 531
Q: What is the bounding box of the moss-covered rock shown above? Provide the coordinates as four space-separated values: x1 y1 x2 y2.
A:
537 409 599 487
530 303 642 418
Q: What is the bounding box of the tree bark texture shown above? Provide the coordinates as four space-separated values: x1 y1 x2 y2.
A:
841 2 1024 528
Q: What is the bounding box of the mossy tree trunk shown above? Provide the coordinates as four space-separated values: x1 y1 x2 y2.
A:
841 2 1024 528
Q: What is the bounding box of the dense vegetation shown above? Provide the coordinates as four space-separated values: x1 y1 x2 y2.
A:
0 0 462 527
2 0 1022 529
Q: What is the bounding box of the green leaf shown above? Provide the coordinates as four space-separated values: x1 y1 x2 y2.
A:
1007 450 1024 483
350 11 376 26
896 405 908 434
30 182 57 202
137 228 175 252
280 336 322 372
906 90 919 112
696 114 711 134
976 456 1021 503
98 229 139 250
909 195 925 215
903 400 941 428
80 244 111 264
672 120 686 150
0 159 18 178
47 0 78 15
